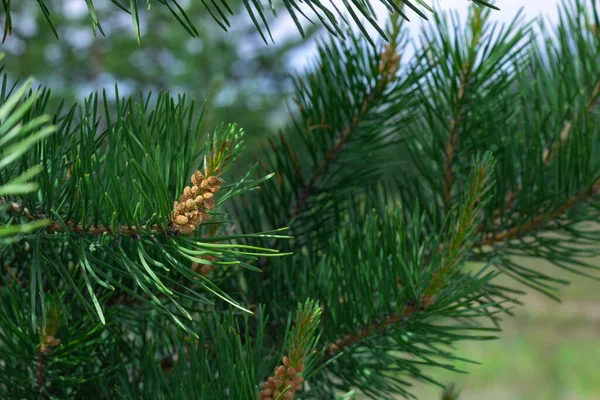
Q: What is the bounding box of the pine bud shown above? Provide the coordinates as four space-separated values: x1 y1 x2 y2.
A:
180 186 193 202
275 366 286 377
292 375 304 386
180 224 195 234
203 192 215 210
207 176 218 185
175 215 188 226
210 185 220 193
195 195 204 205
200 179 211 189
185 199 197 211
191 170 204 187
282 391 294 400
282 356 291 367
189 213 204 226
174 202 186 215
191 185 199 196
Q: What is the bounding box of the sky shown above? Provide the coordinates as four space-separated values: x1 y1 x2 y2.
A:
287 0 563 69
61 0 564 71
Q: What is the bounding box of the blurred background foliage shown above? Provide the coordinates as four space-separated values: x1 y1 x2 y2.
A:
2 1 600 399
0 0 322 174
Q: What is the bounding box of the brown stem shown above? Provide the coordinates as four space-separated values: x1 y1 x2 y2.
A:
324 297 433 359
1 198 166 237
36 336 60 398
289 80 388 223
259 61 393 275
442 9 483 210
443 62 471 209
325 180 600 360
494 78 600 220
480 181 600 246
36 352 48 398
543 80 600 165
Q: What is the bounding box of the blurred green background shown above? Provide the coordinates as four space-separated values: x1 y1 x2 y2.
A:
2 1 599 399
0 0 322 176
409 257 600 400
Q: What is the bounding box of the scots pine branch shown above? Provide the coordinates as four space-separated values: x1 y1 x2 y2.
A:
442 7 484 210
259 300 321 400
252 32 409 279
1 0 499 44
481 181 600 246
322 153 494 361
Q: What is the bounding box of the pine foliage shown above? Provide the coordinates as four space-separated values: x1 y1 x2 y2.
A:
1 0 497 43
1 0 600 399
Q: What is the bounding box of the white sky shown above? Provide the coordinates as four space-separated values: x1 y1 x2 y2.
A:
287 0 563 69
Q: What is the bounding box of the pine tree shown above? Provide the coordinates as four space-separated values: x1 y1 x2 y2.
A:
1 0 600 399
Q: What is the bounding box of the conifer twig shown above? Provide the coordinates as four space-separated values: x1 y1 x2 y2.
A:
493 78 600 219
443 62 470 209
324 154 490 358
442 8 482 210
323 176 600 358
480 180 600 246
324 299 432 358
260 42 400 275
1 199 165 236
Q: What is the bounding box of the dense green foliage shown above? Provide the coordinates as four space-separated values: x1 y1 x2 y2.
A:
1 0 600 399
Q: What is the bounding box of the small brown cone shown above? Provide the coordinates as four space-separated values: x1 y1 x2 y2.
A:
180 186 193 202
185 199 197 211
175 215 189 226
191 171 204 186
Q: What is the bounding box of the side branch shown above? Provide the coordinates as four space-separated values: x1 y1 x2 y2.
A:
480 181 600 246
543 80 600 165
1 170 221 238
1 199 164 237
496 78 600 218
259 45 400 275
324 298 433 359
443 62 470 209
289 68 393 222
442 9 482 210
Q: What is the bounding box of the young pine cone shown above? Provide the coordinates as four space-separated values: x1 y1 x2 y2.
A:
259 357 305 400
171 170 223 234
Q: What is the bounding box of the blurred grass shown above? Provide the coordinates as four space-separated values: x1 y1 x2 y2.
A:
349 253 600 400
408 255 600 400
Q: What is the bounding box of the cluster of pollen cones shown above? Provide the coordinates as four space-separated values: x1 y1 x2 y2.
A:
259 357 304 400
171 170 223 234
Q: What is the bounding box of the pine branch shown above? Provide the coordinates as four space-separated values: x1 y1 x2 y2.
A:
322 152 494 364
259 300 321 400
324 299 431 359
2 199 165 236
494 77 600 218
258 40 401 275
1 0 498 44
289 69 391 224
442 9 483 209
442 62 470 209
542 80 600 164
481 180 600 246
